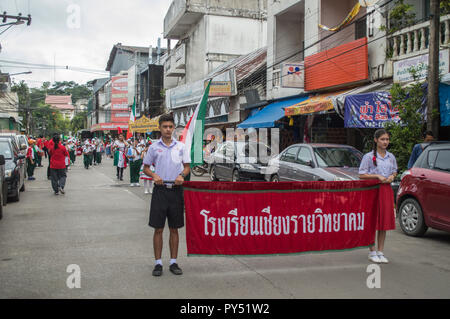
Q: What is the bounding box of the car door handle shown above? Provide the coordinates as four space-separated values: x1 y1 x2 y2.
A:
418 175 426 179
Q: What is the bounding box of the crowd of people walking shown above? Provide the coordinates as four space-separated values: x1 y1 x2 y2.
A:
24 133 155 196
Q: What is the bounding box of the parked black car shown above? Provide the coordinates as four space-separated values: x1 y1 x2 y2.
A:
209 141 272 181
0 154 6 219
0 137 26 202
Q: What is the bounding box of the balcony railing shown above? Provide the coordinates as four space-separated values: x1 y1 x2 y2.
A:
164 52 185 77
174 43 186 69
388 14 450 59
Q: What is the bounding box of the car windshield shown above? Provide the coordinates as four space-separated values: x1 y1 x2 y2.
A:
0 141 13 159
314 147 362 168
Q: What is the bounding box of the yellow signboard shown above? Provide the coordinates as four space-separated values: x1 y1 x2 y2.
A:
129 115 160 133
205 81 232 96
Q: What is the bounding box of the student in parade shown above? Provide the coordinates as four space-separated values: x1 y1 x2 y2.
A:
407 130 434 169
45 137 52 180
127 138 142 187
82 140 93 169
42 137 49 159
95 139 103 165
140 141 154 194
26 139 36 181
92 138 98 166
359 128 398 264
64 141 71 171
113 134 128 181
49 134 69 195
34 136 43 167
68 140 76 165
143 114 190 277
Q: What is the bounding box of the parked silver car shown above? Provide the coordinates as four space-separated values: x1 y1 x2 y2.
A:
263 143 363 182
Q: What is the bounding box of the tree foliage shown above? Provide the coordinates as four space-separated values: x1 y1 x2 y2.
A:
384 68 426 173
11 80 92 137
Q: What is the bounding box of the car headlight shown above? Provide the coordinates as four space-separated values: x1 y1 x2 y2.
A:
334 176 349 181
400 170 411 181
240 164 256 170
5 169 12 178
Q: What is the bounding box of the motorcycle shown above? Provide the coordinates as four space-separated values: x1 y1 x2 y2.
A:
191 163 209 177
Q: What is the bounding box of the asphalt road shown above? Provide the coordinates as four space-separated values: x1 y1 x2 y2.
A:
0 155 450 299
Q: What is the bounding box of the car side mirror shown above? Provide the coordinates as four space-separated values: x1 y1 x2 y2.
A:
20 144 27 150
307 160 315 168
0 155 4 165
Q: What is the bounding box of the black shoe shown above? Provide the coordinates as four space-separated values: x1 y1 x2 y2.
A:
60 187 65 195
169 263 183 275
152 264 163 276
54 191 59 195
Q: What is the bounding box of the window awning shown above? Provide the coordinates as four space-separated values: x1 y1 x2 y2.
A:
284 90 350 117
334 80 393 118
238 96 308 129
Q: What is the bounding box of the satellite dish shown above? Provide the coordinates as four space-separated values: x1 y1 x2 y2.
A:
359 0 380 7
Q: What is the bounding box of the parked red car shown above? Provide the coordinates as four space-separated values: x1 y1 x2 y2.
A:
396 142 450 236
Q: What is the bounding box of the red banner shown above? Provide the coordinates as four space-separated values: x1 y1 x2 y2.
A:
183 181 387 256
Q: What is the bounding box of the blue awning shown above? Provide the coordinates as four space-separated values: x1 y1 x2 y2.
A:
238 96 308 129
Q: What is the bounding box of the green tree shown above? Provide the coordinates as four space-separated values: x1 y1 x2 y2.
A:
384 68 426 173
47 81 92 104
71 111 87 133
12 80 93 136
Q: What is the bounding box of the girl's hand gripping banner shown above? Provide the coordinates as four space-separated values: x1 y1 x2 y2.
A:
183 180 388 256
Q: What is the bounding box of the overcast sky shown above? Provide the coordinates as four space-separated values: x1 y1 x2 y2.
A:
0 0 171 87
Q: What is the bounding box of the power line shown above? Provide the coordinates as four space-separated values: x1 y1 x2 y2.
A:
262 0 395 77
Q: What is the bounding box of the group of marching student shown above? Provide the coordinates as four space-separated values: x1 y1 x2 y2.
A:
81 138 104 169
112 133 154 194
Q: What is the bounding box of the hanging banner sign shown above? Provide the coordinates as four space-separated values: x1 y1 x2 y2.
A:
183 181 387 256
344 92 400 128
319 3 361 32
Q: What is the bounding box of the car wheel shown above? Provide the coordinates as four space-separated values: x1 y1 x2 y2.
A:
232 169 240 182
11 184 20 202
210 165 218 181
271 174 280 182
399 198 428 237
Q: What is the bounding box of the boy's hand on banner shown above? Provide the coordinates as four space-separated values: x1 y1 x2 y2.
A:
175 175 184 186
153 174 163 185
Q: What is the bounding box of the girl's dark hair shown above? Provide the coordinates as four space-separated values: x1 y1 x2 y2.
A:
372 129 389 167
53 135 60 150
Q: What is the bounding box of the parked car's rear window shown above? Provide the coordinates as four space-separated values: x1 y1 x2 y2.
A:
434 150 450 172
314 147 362 168
0 142 13 159
427 150 439 168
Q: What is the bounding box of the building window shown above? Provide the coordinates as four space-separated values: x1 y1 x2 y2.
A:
355 17 367 40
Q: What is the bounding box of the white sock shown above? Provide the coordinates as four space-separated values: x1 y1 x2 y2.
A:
155 259 162 266
377 251 384 256
170 258 176 265
369 251 377 256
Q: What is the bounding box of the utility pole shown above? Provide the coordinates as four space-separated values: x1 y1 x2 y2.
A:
427 0 441 139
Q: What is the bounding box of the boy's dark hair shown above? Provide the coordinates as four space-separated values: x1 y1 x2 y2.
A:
423 130 434 138
159 114 175 126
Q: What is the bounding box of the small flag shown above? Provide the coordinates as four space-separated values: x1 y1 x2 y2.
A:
181 79 211 167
